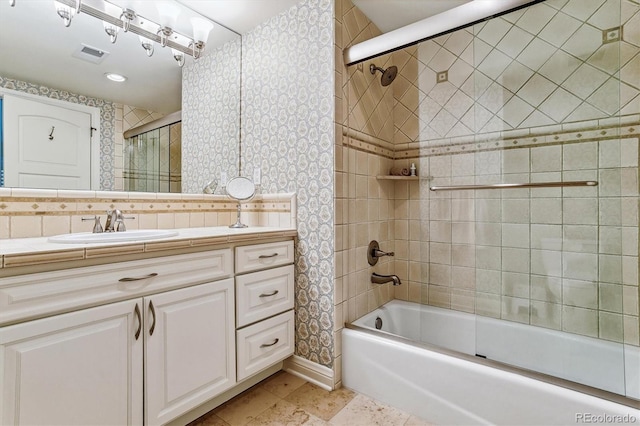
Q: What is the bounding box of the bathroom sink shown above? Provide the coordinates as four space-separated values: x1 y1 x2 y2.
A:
48 230 179 244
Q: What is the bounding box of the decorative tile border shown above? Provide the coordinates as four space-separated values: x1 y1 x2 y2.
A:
0 190 292 215
343 116 640 159
0 189 296 239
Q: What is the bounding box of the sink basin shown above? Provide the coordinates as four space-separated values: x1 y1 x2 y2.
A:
48 230 179 244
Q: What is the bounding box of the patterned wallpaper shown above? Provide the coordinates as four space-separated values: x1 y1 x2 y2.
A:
241 0 335 367
0 76 115 190
181 38 241 194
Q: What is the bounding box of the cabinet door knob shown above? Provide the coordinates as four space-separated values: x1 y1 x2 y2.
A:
259 290 279 297
258 253 279 259
149 300 156 336
118 272 158 282
260 338 279 348
134 303 142 340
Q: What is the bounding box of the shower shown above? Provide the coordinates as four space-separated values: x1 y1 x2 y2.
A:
369 63 397 86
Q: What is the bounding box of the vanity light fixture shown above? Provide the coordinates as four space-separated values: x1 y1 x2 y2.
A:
103 21 118 43
190 17 213 59
171 48 185 67
105 72 127 82
139 35 154 57
41 0 213 66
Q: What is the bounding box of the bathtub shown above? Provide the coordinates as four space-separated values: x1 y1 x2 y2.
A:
342 300 640 425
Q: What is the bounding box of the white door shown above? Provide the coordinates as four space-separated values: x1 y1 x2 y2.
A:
0 299 143 426
2 94 92 189
145 279 236 426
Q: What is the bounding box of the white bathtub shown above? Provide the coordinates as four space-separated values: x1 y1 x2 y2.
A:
342 300 640 425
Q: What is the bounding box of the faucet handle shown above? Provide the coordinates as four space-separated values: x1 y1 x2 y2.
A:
373 248 395 257
367 240 394 266
82 216 103 233
115 215 135 232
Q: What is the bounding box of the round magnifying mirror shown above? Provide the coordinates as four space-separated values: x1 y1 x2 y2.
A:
226 176 256 201
226 176 256 229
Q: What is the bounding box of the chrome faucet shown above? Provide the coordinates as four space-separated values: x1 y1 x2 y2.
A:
371 272 402 286
104 209 126 232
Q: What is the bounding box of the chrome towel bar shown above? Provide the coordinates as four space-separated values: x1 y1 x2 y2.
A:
430 181 598 192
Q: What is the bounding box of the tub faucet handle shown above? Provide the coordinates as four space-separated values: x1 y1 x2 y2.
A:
373 248 394 257
368 240 394 265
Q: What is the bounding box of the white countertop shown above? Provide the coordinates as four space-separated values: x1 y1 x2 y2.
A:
0 226 297 269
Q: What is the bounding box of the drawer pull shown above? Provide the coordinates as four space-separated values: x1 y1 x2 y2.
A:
134 303 141 340
118 273 158 282
258 253 279 259
149 300 156 336
259 290 279 298
260 338 279 348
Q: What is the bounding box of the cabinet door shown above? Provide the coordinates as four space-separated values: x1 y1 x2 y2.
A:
145 279 235 426
0 299 143 426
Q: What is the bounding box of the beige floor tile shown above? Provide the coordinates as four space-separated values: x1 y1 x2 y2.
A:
246 399 328 426
215 387 280 426
260 371 307 398
189 412 231 426
284 383 356 421
329 394 410 426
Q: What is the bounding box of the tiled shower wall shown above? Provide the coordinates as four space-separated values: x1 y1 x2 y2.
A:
114 104 165 191
333 0 402 388
391 0 639 346
341 0 639 347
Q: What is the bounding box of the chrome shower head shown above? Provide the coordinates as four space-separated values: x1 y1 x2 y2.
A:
370 63 398 86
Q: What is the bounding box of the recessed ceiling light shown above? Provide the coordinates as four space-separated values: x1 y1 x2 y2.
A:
105 73 127 82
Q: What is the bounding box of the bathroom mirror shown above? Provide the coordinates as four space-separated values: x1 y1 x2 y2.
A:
0 0 241 193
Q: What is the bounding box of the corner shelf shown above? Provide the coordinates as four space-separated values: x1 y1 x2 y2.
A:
375 175 428 181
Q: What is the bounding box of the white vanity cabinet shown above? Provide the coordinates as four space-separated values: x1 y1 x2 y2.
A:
235 241 295 381
0 237 297 426
0 298 143 426
0 248 235 426
145 280 235 426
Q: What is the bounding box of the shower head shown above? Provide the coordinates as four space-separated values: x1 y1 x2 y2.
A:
370 63 397 86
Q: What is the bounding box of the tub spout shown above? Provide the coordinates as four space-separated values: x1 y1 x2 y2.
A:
371 272 401 286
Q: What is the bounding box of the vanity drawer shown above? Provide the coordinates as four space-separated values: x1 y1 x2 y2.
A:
0 249 233 326
236 310 294 381
236 265 294 327
235 241 294 274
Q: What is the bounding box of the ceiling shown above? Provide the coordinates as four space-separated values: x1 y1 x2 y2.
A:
352 0 471 33
0 0 468 114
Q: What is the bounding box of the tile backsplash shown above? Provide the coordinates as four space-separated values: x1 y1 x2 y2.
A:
0 188 295 240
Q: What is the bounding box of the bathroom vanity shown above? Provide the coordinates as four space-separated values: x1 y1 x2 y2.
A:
0 227 296 425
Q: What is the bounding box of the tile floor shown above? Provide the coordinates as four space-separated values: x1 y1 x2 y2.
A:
189 371 431 426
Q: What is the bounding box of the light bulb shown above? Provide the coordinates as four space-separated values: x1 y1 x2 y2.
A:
171 48 185 67
138 35 154 57
191 17 213 44
103 21 119 43
54 0 75 27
